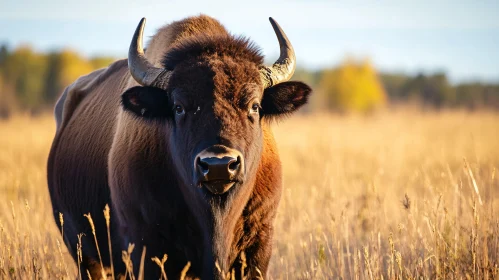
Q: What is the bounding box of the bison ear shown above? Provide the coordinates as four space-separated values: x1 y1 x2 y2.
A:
121 86 172 119
261 81 311 119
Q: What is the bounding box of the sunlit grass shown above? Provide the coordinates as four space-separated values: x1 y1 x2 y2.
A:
0 111 498 279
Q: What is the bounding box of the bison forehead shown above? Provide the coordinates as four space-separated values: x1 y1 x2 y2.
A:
169 54 263 107
210 57 263 99
162 34 264 71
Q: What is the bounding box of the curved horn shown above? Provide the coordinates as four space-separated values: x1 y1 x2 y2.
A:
260 17 296 88
128 18 170 87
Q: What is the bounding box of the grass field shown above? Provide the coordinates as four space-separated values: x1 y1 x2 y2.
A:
0 111 498 279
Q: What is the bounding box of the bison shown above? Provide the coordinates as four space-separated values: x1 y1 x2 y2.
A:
47 15 311 279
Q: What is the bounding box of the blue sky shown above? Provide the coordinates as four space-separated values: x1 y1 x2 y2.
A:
0 0 498 83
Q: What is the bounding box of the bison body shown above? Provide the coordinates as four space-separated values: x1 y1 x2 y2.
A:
47 15 310 279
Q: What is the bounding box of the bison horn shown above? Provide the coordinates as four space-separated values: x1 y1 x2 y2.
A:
128 18 170 87
259 18 296 88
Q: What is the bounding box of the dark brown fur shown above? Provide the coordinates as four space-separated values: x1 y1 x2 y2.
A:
48 15 310 279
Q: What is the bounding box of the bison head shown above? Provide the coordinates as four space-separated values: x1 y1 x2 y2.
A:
120 18 311 199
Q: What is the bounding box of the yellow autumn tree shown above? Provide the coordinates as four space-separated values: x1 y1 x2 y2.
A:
90 57 116 70
44 49 109 102
319 58 387 113
0 45 116 115
57 50 94 87
1 46 48 111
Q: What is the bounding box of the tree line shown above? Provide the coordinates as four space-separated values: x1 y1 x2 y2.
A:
295 59 499 113
1 45 498 118
0 45 114 117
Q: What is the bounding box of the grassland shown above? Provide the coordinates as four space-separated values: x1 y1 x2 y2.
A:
0 111 498 279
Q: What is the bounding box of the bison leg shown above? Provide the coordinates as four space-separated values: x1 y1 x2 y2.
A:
51 207 125 280
232 225 274 279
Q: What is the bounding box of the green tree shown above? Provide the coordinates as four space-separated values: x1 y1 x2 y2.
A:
379 73 410 102
454 83 499 110
44 49 112 104
401 73 455 108
0 44 8 67
2 46 48 111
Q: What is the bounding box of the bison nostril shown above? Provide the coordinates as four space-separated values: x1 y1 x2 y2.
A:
228 157 241 172
197 158 209 173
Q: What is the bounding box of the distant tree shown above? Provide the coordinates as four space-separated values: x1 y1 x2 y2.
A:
90 57 115 69
2 46 48 112
401 73 455 108
0 45 16 117
453 83 499 110
44 49 102 104
0 46 116 114
58 50 94 89
0 44 8 67
483 85 499 109
379 73 410 102
454 83 483 109
44 52 63 104
0 44 498 115
0 75 18 118
318 59 387 113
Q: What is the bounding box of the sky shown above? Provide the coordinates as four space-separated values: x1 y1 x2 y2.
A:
0 0 498 83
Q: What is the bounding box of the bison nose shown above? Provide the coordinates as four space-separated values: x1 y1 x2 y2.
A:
195 146 244 194
197 156 241 181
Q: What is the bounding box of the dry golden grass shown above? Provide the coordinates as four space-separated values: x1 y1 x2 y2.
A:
0 111 498 279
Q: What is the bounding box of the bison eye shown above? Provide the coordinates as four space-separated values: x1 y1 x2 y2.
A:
250 103 260 114
174 105 185 115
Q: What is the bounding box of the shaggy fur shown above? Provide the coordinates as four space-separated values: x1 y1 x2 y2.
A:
47 15 311 279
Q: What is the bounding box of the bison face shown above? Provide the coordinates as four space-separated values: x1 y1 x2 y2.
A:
121 58 311 198
121 17 311 204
